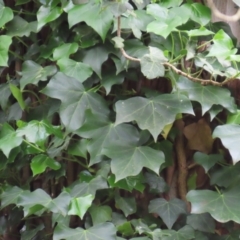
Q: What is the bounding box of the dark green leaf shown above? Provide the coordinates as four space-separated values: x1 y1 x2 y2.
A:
41 72 109 131
115 196 136 217
89 205 112 225
149 198 187 229
53 222 116 240
115 93 193 141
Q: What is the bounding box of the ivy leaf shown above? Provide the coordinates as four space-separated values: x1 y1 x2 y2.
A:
57 58 93 83
115 196 136 217
162 226 195 240
0 83 11 110
68 194 94 219
115 93 193 141
190 3 211 26
9 83 26 110
17 189 52 216
6 16 37 37
193 152 222 172
0 35 12 66
140 47 167 79
187 185 240 223
0 3 13 28
67 2 113 41
37 5 62 31
53 43 78 61
69 176 108 198
227 110 240 124
187 27 214 37
41 72 109 132
0 186 24 209
53 222 116 240
77 111 139 166
17 119 62 148
149 198 187 229
19 60 57 90
82 45 110 79
176 76 236 114
187 213 215 233
103 141 165 181
144 172 168 193
213 124 240 164
207 30 237 60
0 123 23 157
31 154 61 176
50 192 71 216
89 205 112 225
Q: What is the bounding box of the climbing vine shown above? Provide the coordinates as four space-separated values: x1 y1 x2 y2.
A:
1 0 240 239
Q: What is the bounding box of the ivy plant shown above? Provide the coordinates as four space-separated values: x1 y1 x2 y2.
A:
1 0 240 239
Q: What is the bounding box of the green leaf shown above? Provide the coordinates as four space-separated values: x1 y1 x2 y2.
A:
193 152 222 172
53 43 78 61
210 163 240 188
162 225 195 240
31 154 61 176
9 83 26 110
68 2 113 41
0 83 11 110
101 71 125 95
149 198 187 229
37 5 62 30
17 189 52 216
50 191 71 216
207 30 237 60
17 119 62 148
117 222 135 237
187 213 215 233
144 172 168 193
213 124 240 164
53 222 116 240
176 76 236 114
190 3 211 26
6 16 37 37
0 123 23 157
187 27 214 37
89 205 112 225
115 93 193 141
77 111 139 166
103 141 165 181
41 72 109 132
115 196 136 217
19 60 57 90
68 194 94 219
67 139 88 159
0 35 12 66
0 186 24 209
227 110 240 124
57 58 93 83
187 185 240 223
0 4 13 28
82 45 110 78
69 175 108 198
140 47 167 79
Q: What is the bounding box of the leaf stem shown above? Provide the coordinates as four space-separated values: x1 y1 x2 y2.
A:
23 139 45 153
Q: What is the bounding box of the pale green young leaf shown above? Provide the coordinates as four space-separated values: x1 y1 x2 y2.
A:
9 83 26 110
0 123 23 157
53 43 78 61
37 5 62 31
0 4 13 28
31 154 61 176
0 35 12 66
68 194 94 219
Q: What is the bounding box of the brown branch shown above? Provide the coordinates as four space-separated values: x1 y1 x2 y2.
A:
116 16 238 86
207 0 240 22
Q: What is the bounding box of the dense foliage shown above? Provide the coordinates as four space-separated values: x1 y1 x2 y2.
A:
1 0 240 239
